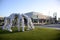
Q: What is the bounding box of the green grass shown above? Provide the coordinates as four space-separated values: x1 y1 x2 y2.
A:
0 27 60 40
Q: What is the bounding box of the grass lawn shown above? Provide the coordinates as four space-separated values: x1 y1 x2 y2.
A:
0 27 60 40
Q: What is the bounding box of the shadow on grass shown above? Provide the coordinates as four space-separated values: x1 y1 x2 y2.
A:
55 33 60 40
0 27 28 34
0 27 32 34
0 29 31 34
0 29 24 34
54 30 60 40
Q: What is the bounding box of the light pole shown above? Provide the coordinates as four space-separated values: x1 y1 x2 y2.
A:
49 11 50 24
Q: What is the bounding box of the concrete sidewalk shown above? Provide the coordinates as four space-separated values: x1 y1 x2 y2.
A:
36 24 60 30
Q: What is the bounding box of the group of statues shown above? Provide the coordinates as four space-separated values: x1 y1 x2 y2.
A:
2 13 34 32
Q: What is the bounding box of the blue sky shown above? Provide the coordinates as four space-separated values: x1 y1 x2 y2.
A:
0 0 60 18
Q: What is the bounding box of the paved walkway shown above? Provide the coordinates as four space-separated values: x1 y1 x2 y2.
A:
39 24 60 30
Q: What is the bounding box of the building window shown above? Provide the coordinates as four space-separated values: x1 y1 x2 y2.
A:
33 19 38 23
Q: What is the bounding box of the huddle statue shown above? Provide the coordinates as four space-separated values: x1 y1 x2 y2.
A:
2 13 34 32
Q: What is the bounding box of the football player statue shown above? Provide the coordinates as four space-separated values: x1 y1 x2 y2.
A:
8 14 25 32
22 14 34 30
21 15 25 31
2 17 8 30
17 14 25 32
8 14 21 32
2 17 12 32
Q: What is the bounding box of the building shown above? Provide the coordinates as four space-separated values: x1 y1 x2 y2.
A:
25 12 54 25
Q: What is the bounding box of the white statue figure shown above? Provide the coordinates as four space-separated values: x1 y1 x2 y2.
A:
2 13 34 32
9 14 21 32
17 14 21 31
22 14 34 30
21 15 25 31
2 17 8 30
17 14 25 32
8 14 25 32
2 17 12 32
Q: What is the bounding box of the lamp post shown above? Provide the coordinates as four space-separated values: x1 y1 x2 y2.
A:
37 14 39 24
53 12 57 24
49 11 50 24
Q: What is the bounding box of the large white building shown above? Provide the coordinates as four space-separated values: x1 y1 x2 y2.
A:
25 12 54 25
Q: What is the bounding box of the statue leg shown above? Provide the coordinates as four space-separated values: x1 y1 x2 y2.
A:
2 18 7 30
30 21 34 29
21 17 25 32
17 16 20 32
6 24 12 32
6 19 13 32
2 23 6 30
27 19 34 30
29 19 34 30
21 22 25 32
17 23 20 31
22 27 24 32
26 20 31 30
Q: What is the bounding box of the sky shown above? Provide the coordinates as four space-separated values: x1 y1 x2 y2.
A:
0 0 60 19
